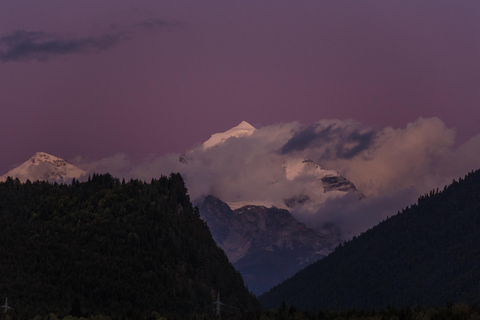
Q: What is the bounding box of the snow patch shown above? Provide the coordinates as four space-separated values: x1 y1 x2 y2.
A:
203 121 256 149
227 200 284 211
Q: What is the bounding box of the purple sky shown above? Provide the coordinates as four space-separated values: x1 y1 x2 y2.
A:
1 1 480 174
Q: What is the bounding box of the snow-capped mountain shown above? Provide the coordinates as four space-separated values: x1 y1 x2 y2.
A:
281 158 362 211
224 157 361 211
197 121 362 212
203 121 256 149
192 121 363 293
0 152 87 183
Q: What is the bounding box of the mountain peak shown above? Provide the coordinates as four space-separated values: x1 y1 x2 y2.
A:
203 121 256 149
0 152 87 183
34 151 53 157
31 152 66 164
284 158 338 181
236 121 256 130
281 157 361 210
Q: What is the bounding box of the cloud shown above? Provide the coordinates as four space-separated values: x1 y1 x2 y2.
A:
338 130 376 159
134 19 169 29
285 117 480 237
281 119 376 160
82 117 480 238
0 29 124 61
128 117 476 205
436 133 480 178
0 19 170 62
273 117 470 236
292 187 419 240
318 117 458 197
70 153 131 180
129 122 303 203
280 124 330 154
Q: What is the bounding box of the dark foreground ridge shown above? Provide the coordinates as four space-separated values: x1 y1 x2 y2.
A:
260 169 480 310
0 174 260 319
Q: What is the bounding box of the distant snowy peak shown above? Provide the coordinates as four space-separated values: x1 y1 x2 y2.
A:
203 121 256 149
284 158 359 193
284 159 338 181
31 152 67 166
0 152 87 183
224 158 361 212
227 200 280 211
282 158 362 210
195 123 362 213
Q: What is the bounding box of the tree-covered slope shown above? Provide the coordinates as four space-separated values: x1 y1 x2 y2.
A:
0 174 259 319
260 169 480 310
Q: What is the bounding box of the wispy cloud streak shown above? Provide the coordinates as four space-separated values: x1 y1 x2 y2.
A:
0 30 124 61
134 18 169 29
0 19 170 62
281 120 377 160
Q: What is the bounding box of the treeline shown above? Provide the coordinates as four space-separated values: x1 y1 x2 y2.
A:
260 169 480 310
4 302 480 320
261 302 480 320
0 174 260 319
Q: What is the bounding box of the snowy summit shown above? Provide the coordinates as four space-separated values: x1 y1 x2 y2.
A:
196 122 362 212
0 152 87 183
203 121 256 149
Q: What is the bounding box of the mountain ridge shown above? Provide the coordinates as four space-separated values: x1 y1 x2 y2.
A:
198 195 339 295
259 168 480 310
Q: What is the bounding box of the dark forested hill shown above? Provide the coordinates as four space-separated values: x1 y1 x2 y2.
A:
260 169 480 311
0 174 259 319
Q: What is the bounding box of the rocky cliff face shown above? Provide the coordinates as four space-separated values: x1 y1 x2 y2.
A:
198 195 340 295
321 174 361 193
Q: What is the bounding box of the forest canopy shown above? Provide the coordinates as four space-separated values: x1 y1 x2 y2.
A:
0 173 259 319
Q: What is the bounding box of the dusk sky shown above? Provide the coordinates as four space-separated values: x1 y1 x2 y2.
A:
1 1 480 177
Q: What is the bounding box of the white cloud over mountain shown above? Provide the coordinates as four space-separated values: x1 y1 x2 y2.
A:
72 117 480 237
